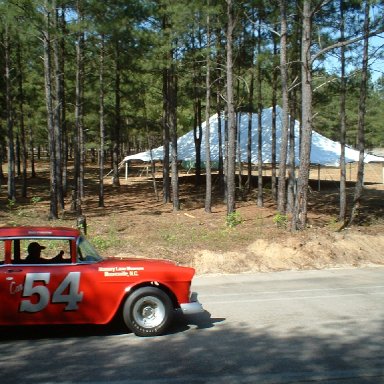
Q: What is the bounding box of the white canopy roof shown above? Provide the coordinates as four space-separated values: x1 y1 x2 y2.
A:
124 106 384 166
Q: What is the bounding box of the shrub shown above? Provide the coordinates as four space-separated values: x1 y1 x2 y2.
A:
273 213 288 228
226 211 243 228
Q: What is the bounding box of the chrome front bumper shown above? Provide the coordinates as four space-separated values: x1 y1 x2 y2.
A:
180 292 204 315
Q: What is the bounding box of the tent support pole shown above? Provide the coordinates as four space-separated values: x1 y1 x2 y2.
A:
317 164 321 191
125 162 128 180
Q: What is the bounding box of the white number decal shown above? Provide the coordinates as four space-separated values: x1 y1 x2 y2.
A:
52 272 83 310
20 273 50 313
20 272 83 313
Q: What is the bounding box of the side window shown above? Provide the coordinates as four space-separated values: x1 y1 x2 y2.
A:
18 239 72 264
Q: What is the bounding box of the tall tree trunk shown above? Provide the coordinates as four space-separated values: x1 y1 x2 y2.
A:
246 74 254 194
5 24 16 201
205 6 212 213
226 0 236 215
162 66 171 204
98 33 105 208
112 39 121 187
277 0 289 214
169 65 179 211
29 118 36 178
292 0 312 230
191 30 202 188
348 0 370 226
287 8 300 214
143 98 159 201
214 27 225 195
246 8 256 195
162 15 170 204
287 91 297 213
53 1 63 210
73 0 85 214
42 2 58 219
78 32 85 200
217 71 224 195
60 7 68 197
237 112 243 197
339 0 347 222
193 98 202 187
16 134 21 178
16 41 28 199
256 19 263 207
271 37 278 202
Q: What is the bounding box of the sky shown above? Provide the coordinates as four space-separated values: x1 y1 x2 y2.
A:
321 33 384 83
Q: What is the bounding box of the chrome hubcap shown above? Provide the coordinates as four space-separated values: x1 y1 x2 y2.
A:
133 296 165 328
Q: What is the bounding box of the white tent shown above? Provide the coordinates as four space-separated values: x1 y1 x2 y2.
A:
123 106 384 167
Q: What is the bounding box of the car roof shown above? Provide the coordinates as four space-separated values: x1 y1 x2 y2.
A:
0 226 81 238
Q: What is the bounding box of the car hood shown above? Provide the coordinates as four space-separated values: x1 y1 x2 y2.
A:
104 257 176 266
97 257 195 280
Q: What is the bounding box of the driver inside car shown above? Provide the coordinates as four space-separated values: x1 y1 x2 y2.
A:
25 242 65 264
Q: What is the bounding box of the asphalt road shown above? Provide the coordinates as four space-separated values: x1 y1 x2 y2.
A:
1 267 383 384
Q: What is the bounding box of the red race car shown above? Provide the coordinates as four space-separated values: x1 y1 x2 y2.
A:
0 226 203 336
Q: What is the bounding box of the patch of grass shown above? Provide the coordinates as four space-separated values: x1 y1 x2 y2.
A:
7 199 16 211
31 196 42 205
161 231 178 243
91 235 116 251
154 217 258 255
87 217 124 252
273 213 288 228
226 211 243 228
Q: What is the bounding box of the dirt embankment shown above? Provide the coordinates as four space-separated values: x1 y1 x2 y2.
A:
193 227 384 274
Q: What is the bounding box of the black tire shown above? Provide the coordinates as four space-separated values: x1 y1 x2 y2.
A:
122 287 173 337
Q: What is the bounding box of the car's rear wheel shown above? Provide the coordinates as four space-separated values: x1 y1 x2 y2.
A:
122 287 173 336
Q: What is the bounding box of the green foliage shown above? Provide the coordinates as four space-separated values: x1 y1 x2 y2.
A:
1 0 383 155
87 219 123 252
30 196 42 205
313 70 384 149
161 231 178 243
91 235 115 252
226 211 243 228
5 198 44 220
6 199 16 211
273 213 288 228
154 218 254 252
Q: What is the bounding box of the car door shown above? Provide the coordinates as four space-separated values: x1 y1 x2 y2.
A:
0 238 27 324
18 261 117 325
0 237 119 326
0 238 86 325
18 263 85 324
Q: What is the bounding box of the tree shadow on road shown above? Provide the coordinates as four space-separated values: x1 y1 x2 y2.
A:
0 311 383 384
0 310 222 341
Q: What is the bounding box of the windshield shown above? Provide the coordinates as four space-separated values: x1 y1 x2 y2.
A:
77 236 103 262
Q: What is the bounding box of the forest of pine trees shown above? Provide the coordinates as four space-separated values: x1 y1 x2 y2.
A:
0 0 383 230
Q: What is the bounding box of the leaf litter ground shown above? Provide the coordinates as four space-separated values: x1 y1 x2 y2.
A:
1 162 384 275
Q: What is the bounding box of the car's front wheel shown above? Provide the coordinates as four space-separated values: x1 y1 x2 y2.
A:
122 287 173 336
